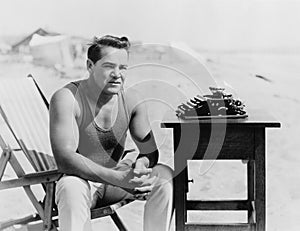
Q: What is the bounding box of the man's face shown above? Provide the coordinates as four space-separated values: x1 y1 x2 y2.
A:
90 46 128 95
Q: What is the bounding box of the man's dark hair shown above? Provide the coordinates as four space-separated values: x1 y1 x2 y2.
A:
87 35 131 64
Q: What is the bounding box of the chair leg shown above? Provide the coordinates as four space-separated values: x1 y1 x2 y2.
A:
43 182 57 231
110 212 128 231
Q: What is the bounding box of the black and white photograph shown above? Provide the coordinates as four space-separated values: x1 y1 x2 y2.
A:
0 0 299 230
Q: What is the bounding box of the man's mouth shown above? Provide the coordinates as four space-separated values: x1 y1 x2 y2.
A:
108 81 121 84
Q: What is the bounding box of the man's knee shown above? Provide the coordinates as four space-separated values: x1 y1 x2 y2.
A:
152 164 173 181
55 175 91 207
151 164 173 196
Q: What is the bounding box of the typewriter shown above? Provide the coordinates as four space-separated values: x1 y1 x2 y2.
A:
176 87 247 120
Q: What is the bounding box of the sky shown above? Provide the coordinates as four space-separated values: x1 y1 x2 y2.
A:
0 0 300 50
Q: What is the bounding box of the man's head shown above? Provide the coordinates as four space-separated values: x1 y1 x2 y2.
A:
87 35 130 64
86 35 131 95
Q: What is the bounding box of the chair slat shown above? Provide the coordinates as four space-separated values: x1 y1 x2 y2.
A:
39 152 51 171
46 155 57 170
20 139 57 172
27 150 43 172
18 139 40 172
32 150 48 172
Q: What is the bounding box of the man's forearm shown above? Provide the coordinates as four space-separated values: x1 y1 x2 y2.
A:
55 150 115 184
136 150 158 168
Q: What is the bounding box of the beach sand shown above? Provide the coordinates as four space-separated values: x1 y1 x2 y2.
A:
0 50 299 230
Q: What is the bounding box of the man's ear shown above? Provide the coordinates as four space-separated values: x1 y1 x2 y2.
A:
86 59 94 73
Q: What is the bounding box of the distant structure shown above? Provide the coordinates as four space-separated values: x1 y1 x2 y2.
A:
11 28 59 53
11 28 88 69
0 42 11 54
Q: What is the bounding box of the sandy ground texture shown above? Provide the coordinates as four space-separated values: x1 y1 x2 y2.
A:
0 50 299 230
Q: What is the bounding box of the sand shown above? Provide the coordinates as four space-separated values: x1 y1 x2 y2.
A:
0 49 299 230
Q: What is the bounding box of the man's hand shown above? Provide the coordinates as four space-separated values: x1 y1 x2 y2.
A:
110 159 155 198
133 156 148 171
131 157 156 200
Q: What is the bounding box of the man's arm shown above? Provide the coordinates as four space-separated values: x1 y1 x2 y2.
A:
49 88 151 190
50 88 113 182
128 91 159 169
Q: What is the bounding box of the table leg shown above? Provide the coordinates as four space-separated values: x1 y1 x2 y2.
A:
248 160 255 224
174 168 186 231
255 129 266 231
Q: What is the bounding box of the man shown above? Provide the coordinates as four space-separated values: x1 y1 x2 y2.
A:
49 35 173 231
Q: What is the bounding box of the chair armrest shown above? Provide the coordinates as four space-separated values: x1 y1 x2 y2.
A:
0 170 62 190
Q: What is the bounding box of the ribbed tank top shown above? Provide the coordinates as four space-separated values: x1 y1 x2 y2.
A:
64 80 130 168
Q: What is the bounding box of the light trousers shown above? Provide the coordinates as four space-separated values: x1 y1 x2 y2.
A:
55 164 173 231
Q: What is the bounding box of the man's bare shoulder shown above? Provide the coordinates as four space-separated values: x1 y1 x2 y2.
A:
51 87 74 105
50 87 79 116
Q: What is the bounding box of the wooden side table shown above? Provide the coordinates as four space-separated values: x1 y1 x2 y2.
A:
162 110 280 231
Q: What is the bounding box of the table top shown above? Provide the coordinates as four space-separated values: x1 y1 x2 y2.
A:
162 109 281 128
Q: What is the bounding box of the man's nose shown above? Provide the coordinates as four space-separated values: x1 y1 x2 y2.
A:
111 67 122 78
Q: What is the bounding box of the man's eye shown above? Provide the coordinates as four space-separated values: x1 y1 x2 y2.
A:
103 65 114 68
120 66 128 70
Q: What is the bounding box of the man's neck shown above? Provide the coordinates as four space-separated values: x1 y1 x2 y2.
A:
84 77 117 106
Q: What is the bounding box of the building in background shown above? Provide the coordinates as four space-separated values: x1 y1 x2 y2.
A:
0 42 11 54
29 34 74 68
10 28 88 69
11 28 59 53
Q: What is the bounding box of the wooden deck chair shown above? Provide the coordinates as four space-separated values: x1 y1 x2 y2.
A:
0 76 134 231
